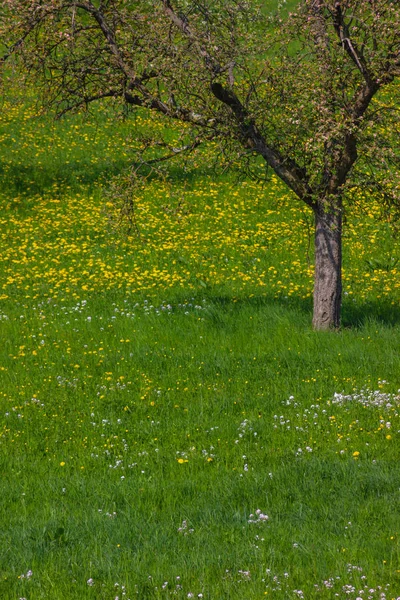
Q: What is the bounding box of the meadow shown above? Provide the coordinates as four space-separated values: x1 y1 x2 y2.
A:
0 88 400 600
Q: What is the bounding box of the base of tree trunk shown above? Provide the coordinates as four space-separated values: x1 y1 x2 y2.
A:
312 202 342 330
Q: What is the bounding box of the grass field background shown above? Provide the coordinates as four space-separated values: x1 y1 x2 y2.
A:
0 87 400 599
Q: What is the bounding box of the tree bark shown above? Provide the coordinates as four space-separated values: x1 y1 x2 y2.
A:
312 198 342 330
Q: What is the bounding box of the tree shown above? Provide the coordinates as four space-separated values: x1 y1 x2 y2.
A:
0 2 41 67
1 0 399 328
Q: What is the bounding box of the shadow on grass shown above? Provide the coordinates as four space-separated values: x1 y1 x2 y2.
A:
0 154 222 216
0 158 128 202
341 299 400 328
191 290 400 329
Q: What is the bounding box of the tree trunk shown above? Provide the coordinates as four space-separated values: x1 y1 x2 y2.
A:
312 198 342 330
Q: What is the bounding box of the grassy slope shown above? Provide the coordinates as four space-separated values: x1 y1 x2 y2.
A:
0 92 400 600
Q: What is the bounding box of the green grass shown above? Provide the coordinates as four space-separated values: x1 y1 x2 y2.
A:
0 94 400 599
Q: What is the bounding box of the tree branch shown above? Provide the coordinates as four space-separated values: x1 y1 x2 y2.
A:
137 136 209 166
331 1 373 84
210 82 315 208
56 90 122 117
160 0 223 75
67 1 218 129
0 13 44 66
